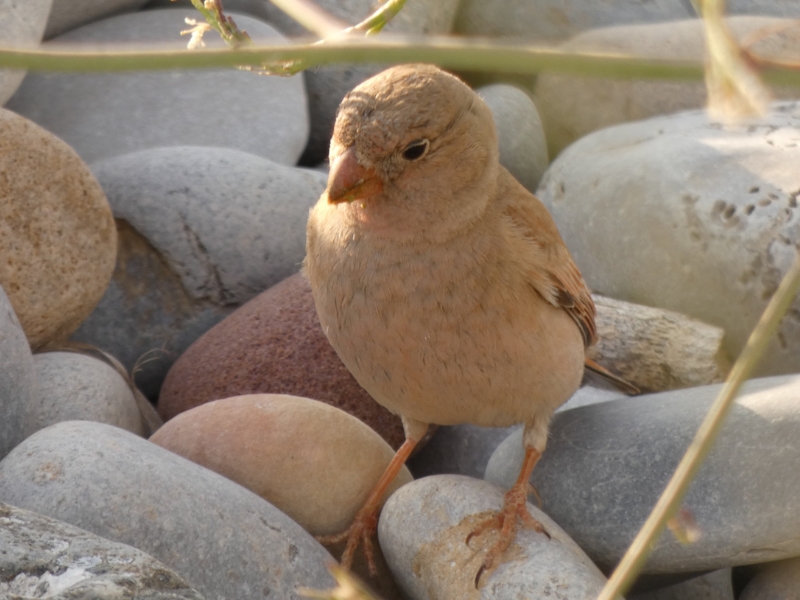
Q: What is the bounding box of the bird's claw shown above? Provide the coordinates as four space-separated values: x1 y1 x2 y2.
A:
315 509 380 577
466 484 550 587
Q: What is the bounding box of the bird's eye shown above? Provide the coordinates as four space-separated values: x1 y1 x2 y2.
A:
401 139 429 161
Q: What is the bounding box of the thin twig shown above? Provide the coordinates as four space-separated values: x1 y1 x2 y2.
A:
267 0 348 38
345 0 407 35
595 251 800 600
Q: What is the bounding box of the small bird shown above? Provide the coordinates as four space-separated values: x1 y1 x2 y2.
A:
305 64 600 584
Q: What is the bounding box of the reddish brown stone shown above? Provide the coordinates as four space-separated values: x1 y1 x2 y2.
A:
158 273 406 449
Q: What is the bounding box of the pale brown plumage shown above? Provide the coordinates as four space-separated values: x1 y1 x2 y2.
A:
305 64 596 583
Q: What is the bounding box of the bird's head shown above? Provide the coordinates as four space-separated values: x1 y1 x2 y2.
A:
324 64 499 242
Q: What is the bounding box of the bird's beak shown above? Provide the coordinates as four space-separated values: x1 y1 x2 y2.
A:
326 146 384 204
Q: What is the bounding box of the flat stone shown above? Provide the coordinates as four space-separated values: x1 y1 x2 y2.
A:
71 147 326 399
408 387 621 479
486 375 800 574
0 0 50 104
534 17 800 156
629 569 734 600
477 84 548 192
739 557 800 600
378 475 610 599
0 286 36 460
0 421 335 599
157 273 406 449
454 0 800 43
0 501 204 599
537 101 800 377
7 9 309 166
45 0 150 38
29 351 146 437
0 109 116 350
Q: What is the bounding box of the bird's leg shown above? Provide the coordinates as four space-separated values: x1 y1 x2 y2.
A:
317 419 428 576
467 420 550 586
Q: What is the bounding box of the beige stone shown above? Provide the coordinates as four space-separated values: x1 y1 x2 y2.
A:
150 393 413 536
534 16 800 157
0 109 116 349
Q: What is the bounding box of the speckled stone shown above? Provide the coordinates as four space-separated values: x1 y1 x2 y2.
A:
8 10 309 166
0 501 204 599
629 569 734 600
0 421 335 599
537 101 800 377
0 286 36 460
378 475 610 599
71 147 326 400
0 109 117 350
534 16 800 156
486 375 800 574
29 351 146 437
158 273 406 449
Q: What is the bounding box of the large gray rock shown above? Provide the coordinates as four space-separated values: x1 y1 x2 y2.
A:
29 351 146 437
537 101 800 377
534 17 800 156
45 0 150 38
72 146 326 398
486 375 800 574
0 0 50 105
378 475 610 599
0 421 335 599
455 0 800 43
409 387 622 479
0 501 204 599
0 285 36 460
478 84 548 192
7 10 309 166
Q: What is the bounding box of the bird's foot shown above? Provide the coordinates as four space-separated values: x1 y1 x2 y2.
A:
466 482 550 586
316 507 380 577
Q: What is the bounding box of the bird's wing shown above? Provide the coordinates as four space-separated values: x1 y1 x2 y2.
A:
498 169 597 348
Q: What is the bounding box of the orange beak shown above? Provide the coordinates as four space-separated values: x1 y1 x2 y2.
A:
326 146 384 204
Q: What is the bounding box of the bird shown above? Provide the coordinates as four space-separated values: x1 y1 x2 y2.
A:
304 63 613 584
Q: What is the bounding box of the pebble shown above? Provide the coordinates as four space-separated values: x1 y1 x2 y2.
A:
378 475 610 600
485 375 800 574
0 501 204 599
408 387 622 479
534 16 800 156
454 0 800 43
0 421 335 599
739 556 800 600
158 273 406 448
45 0 150 38
150 393 411 598
71 147 326 399
7 9 309 166
29 351 146 438
629 569 733 600
0 108 116 350
0 286 36 460
150 393 412 536
477 84 548 192
537 101 800 377
0 0 50 104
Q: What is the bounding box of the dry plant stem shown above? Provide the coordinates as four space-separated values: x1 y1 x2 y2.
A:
344 0 407 35
595 252 800 600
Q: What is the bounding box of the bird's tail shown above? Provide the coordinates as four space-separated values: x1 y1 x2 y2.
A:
584 357 640 395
